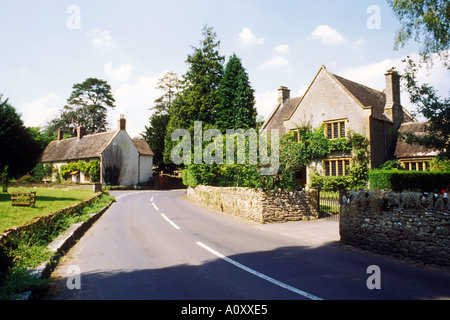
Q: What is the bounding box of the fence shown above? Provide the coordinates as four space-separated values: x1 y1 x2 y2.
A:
318 189 342 220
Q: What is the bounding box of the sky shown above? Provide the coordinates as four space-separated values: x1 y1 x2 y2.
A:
0 0 449 138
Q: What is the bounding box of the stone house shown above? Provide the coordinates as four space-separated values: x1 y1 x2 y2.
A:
39 115 154 186
261 65 432 187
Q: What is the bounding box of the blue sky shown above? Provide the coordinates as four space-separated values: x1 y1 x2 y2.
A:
1 0 448 137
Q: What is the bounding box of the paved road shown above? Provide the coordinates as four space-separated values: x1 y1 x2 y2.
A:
47 190 450 301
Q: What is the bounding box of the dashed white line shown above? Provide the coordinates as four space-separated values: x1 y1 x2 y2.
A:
196 242 323 301
152 202 159 211
161 214 181 230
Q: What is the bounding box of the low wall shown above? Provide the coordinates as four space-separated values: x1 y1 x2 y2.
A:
340 190 450 267
8 181 102 192
187 185 318 224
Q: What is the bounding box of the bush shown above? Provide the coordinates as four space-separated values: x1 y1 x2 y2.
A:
369 170 450 192
20 175 35 183
309 173 353 191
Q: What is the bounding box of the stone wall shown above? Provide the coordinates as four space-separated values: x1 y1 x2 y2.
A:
187 185 318 224
340 190 450 267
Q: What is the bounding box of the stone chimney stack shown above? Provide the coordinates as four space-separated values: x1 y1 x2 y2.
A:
278 86 291 105
384 71 403 129
77 126 86 140
118 114 126 131
57 129 63 141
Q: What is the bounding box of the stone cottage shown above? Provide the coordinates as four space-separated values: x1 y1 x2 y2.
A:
39 115 154 186
261 65 432 187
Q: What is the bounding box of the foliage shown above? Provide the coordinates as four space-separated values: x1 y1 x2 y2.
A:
377 159 404 170
59 160 100 182
46 78 116 136
1 166 8 193
369 169 450 192
30 163 54 181
164 26 225 163
216 53 257 132
400 57 450 158
309 173 353 191
430 157 450 171
143 71 180 166
0 95 43 177
388 0 450 65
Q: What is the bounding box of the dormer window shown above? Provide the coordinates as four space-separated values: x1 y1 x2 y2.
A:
325 120 346 139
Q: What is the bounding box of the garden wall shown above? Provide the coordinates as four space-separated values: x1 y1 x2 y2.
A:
187 185 318 224
340 190 450 267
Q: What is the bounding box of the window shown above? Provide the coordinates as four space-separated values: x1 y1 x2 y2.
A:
290 129 301 142
325 120 346 139
402 160 430 171
323 159 351 176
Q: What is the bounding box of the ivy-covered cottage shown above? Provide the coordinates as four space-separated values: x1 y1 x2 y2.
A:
39 115 154 186
261 65 431 187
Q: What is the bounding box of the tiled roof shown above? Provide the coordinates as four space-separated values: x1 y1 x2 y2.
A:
261 97 302 134
133 139 154 156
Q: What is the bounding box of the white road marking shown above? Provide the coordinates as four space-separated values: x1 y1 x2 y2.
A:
196 242 324 301
161 214 181 230
151 196 154 202
152 202 159 211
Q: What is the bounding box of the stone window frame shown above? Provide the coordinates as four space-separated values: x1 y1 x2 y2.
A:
325 119 347 139
323 158 351 177
401 159 431 171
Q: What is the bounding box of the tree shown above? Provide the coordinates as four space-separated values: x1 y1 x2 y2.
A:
388 0 450 65
401 58 450 158
0 95 42 177
388 0 450 158
164 25 225 162
47 78 116 135
216 53 257 132
142 72 180 166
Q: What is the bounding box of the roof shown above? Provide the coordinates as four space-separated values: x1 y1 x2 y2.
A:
260 97 302 134
394 122 438 159
133 139 154 156
40 130 119 162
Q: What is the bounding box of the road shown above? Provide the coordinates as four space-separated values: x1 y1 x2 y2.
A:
47 190 450 301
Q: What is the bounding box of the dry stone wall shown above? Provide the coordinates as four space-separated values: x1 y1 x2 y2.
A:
187 185 318 224
340 190 450 267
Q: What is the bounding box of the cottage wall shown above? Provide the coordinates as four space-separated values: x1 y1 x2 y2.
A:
102 130 139 186
139 154 153 184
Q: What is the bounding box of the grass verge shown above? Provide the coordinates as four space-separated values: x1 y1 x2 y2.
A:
0 192 115 300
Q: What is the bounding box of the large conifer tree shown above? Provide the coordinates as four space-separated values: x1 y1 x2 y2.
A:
216 53 257 131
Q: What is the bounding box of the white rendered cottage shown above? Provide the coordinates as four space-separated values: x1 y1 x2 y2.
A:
39 115 154 186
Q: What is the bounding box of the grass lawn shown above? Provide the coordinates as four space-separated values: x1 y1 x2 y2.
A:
0 187 98 234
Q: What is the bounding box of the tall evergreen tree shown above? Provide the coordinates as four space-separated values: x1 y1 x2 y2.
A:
164 25 225 162
216 53 257 131
143 71 180 166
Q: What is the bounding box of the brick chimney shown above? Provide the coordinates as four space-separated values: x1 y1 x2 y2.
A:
77 126 86 140
118 114 126 131
57 129 64 141
278 86 290 105
384 71 403 129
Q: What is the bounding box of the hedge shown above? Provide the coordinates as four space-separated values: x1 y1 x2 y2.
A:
369 170 450 192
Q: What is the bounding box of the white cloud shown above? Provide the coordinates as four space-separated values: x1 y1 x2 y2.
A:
86 29 116 48
260 56 290 69
311 25 346 45
352 38 366 49
237 27 264 46
104 63 133 83
18 93 65 127
111 72 168 137
273 44 291 55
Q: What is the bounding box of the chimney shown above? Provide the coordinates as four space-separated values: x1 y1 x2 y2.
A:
57 129 63 141
77 126 86 140
384 71 403 129
278 86 291 105
118 114 126 131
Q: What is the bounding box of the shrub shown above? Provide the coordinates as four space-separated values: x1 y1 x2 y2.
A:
369 170 450 192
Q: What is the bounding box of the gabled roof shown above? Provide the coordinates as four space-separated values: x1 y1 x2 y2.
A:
286 66 392 123
260 97 302 134
40 130 119 162
133 139 154 156
394 122 438 159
